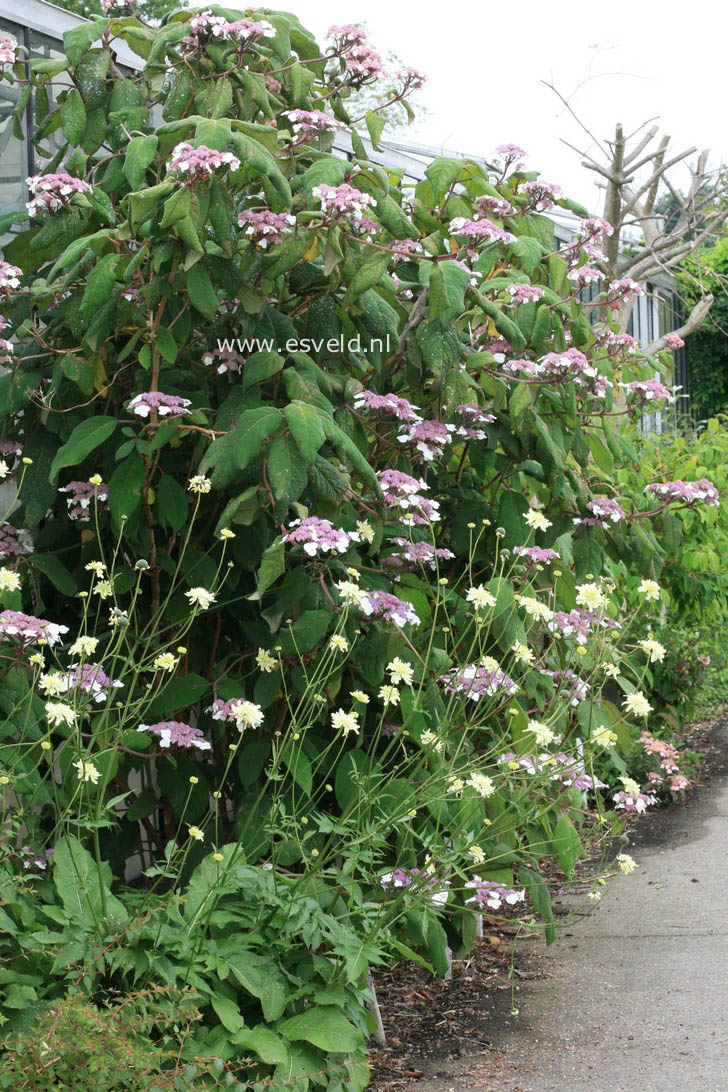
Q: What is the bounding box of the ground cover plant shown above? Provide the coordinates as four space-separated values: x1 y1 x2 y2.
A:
0 8 725 1088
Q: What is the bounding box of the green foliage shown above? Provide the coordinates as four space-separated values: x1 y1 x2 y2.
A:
0 10 722 1088
681 237 728 419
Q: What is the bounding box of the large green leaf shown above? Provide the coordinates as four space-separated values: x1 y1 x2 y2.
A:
266 434 308 505
109 454 146 525
227 952 288 1022
279 1006 364 1053
53 835 128 927
519 864 555 944
49 417 118 482
123 134 158 191
425 157 462 202
284 401 325 462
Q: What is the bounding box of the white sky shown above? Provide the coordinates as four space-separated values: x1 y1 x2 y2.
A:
268 0 727 214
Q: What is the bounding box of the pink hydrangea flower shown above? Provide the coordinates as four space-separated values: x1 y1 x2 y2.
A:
388 238 424 261
522 181 561 211
576 496 627 528
663 334 685 350
283 109 345 136
477 194 515 217
506 283 544 304
608 278 644 302
128 392 192 418
381 867 449 904
465 877 525 910
513 545 560 564
495 144 526 161
645 479 719 508
503 349 610 398
0 315 12 366
579 216 613 238
343 43 385 80
0 262 21 293
546 751 605 790
326 24 368 45
439 663 519 700
449 216 516 245
0 524 31 559
0 35 16 66
237 208 296 248
547 609 620 645
0 610 68 647
312 182 376 220
282 516 360 557
397 419 456 461
365 589 420 627
593 327 637 354
614 789 657 814
378 469 441 526
181 10 274 49
382 537 454 571
139 720 211 751
353 389 421 422
26 172 93 218
201 347 245 374
625 378 674 404
395 67 426 90
568 265 602 286
452 403 495 440
59 480 108 521
167 143 241 183
56 663 123 702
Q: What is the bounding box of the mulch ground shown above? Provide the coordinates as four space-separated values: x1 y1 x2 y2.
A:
368 707 728 1090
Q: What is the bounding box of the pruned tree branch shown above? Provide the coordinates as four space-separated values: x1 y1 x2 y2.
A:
645 294 714 355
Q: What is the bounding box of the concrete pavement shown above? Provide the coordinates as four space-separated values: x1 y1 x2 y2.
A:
413 722 728 1092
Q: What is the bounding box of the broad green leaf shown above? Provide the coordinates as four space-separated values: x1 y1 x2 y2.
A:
242 350 284 390
425 157 462 202
60 89 86 144
233 1026 289 1066
156 475 188 532
519 864 555 944
284 401 325 462
27 555 78 597
552 814 584 879
81 253 119 319
185 263 219 319
508 235 543 276
428 261 470 324
266 434 308 505
63 17 106 66
256 538 284 597
123 134 158 191
50 417 118 482
109 454 146 525
227 953 288 1022
211 997 245 1033
279 1007 364 1053
53 835 127 927
146 673 209 719
365 109 386 149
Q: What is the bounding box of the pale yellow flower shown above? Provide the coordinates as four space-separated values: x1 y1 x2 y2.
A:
73 759 100 784
255 648 277 673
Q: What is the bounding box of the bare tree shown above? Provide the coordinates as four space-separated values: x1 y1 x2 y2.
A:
547 82 727 354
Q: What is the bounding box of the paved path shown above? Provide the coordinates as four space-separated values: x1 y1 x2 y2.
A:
414 723 728 1092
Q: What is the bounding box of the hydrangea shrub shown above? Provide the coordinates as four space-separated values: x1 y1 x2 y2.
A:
0 8 722 1087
